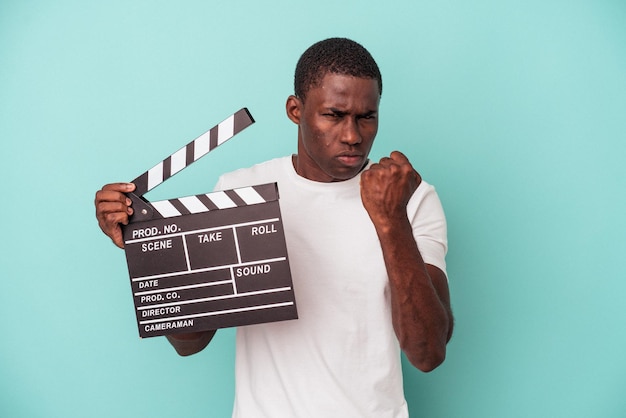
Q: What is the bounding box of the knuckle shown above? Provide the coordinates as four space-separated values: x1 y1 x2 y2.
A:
104 212 122 225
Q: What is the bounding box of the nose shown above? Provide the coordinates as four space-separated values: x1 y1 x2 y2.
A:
341 117 362 145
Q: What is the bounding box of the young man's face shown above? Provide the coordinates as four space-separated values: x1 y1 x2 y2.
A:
288 73 380 182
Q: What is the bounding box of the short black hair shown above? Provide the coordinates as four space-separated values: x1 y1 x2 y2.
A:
294 37 382 101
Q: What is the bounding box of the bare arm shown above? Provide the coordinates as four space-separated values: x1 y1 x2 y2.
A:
95 182 216 355
360 151 453 372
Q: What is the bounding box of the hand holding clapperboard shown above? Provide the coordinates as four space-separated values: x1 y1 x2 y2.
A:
122 108 298 338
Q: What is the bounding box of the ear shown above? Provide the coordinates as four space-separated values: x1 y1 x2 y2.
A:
285 95 302 125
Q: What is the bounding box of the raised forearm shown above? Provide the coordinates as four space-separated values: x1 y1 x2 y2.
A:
376 220 452 372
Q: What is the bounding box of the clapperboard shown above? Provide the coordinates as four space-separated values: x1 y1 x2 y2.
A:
122 108 297 338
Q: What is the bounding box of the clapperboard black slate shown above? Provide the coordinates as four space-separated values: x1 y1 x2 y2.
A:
121 108 298 338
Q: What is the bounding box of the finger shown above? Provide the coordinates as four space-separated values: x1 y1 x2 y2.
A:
96 198 132 215
95 189 132 205
389 150 409 163
96 204 133 232
100 209 130 228
375 156 396 168
387 151 418 178
100 182 136 195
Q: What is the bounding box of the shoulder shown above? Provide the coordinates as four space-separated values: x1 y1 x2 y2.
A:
407 180 447 229
408 180 440 210
215 156 291 191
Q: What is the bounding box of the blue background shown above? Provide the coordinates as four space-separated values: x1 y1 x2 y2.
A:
1 1 625 417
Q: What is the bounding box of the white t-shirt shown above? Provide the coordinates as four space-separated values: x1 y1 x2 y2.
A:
214 156 447 418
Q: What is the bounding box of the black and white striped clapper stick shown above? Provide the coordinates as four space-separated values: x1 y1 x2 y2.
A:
131 107 254 197
126 108 254 222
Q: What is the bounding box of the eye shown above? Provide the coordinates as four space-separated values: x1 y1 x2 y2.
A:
359 113 377 121
323 109 347 119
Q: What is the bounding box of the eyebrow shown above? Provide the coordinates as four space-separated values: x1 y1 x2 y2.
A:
328 107 377 117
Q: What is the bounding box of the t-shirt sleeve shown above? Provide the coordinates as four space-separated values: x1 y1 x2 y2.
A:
407 182 448 278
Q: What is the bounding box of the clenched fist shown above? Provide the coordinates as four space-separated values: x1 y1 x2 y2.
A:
360 151 422 229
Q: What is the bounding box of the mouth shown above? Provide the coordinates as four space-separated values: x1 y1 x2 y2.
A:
336 153 364 167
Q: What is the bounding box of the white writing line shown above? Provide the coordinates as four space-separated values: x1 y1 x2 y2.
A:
131 257 287 282
125 218 279 244
134 279 233 296
182 231 192 272
137 286 294 311
139 301 294 325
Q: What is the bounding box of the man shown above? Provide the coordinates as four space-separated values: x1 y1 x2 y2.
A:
95 37 453 417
